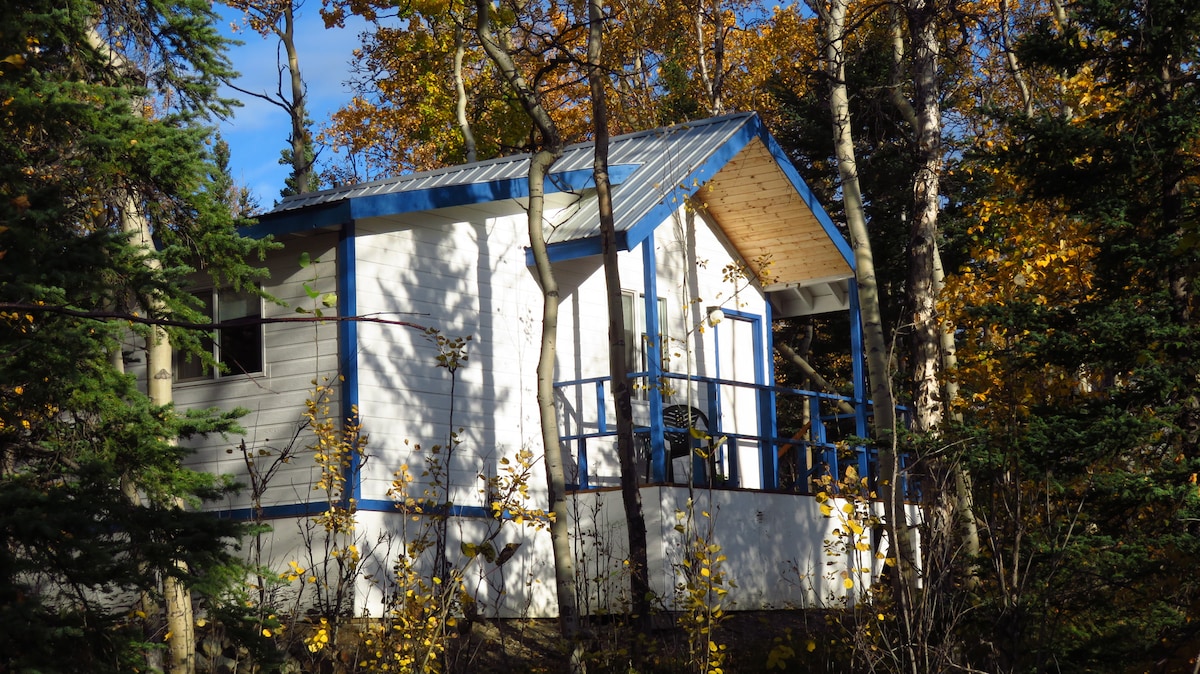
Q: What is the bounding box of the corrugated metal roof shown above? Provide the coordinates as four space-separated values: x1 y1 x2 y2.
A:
268 112 758 247
547 114 754 245
257 112 855 294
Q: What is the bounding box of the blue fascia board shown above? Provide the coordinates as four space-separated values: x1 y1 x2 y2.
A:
244 201 352 240
536 236 603 264
533 229 634 265
246 164 639 240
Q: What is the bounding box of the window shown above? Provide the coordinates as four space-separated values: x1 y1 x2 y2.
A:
620 291 668 390
175 287 263 381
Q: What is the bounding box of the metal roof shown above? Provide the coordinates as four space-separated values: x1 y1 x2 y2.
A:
254 112 856 315
267 113 754 219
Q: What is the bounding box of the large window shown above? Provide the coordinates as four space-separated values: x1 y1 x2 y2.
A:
175 287 263 381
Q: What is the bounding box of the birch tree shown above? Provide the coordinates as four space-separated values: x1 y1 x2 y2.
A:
805 0 920 662
473 0 585 658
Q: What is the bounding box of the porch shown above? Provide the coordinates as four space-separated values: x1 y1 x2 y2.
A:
556 370 883 494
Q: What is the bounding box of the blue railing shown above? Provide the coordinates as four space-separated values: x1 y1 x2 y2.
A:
554 371 907 495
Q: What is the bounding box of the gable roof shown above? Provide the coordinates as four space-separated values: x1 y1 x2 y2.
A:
253 113 855 316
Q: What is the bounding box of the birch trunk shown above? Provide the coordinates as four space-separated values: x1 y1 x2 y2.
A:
453 21 477 162
282 4 313 193
907 0 942 439
807 0 915 644
475 1 582 652
121 200 195 674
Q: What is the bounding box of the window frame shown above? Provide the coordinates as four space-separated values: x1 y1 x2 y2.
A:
174 286 264 382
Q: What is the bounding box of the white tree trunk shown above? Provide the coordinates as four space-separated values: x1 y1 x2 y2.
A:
808 0 916 645
121 200 195 674
475 1 582 650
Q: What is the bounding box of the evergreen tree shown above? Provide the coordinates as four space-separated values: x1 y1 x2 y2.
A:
0 0 269 670
951 0 1200 669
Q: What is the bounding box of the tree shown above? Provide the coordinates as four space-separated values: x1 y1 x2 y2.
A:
320 0 532 177
587 0 653 636
473 0 588 661
222 0 320 196
0 0 268 670
939 0 1200 669
805 0 912 619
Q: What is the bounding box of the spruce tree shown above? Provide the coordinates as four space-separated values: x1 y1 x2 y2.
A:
956 0 1200 669
0 0 269 670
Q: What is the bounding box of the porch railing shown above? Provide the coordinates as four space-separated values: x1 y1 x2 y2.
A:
554 371 912 496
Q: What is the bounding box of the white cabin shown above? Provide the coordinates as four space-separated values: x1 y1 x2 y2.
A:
170 113 895 618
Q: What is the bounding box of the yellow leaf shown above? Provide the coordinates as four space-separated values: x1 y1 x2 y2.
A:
843 577 854 589
262 628 272 637
806 639 816 652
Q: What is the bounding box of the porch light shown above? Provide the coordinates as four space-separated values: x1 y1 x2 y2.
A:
706 307 724 327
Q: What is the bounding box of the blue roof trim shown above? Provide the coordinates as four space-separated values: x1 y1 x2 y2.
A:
243 202 351 240
622 122 759 251
749 117 856 270
214 501 329 521
246 164 639 240
211 500 497 522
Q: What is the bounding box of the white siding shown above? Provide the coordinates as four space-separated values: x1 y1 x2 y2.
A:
570 488 910 613
169 232 342 511
352 212 548 508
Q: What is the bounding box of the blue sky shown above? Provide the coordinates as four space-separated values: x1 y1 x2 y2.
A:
215 4 368 209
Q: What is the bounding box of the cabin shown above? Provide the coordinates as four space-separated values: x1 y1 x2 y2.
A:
166 112 896 619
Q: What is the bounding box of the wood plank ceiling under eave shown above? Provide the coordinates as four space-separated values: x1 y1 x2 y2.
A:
701 138 852 291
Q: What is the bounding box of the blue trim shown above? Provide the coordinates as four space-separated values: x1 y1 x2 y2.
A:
849 284 871 482
643 241 667 482
712 322 733 486
534 237 603 265
215 501 330 521
212 500 502 522
244 202 352 240
250 165 639 240
355 500 499 518
338 223 362 506
763 301 778 488
720 310 769 488
622 124 757 251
